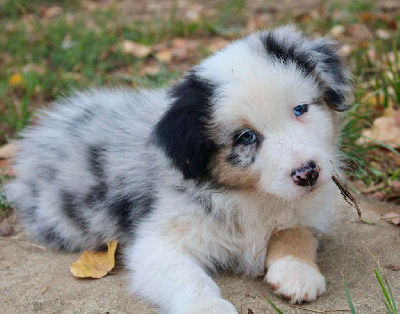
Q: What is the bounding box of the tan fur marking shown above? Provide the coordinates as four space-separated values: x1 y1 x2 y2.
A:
164 219 190 238
211 148 261 189
266 227 319 269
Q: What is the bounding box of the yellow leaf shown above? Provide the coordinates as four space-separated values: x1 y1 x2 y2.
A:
9 74 24 86
70 240 117 279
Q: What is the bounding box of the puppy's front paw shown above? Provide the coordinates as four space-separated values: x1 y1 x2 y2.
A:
180 298 237 314
265 256 326 304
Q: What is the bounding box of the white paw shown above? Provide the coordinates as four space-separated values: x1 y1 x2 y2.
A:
179 298 237 314
265 256 326 304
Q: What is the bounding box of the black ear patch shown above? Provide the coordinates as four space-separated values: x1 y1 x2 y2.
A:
312 41 352 112
153 72 218 180
260 32 316 76
260 29 352 112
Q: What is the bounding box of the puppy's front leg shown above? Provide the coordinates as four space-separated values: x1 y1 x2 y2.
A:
265 227 326 303
126 233 237 314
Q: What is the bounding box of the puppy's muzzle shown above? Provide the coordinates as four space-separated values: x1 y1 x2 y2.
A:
291 161 320 187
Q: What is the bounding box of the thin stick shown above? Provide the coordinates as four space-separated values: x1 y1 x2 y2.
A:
332 174 362 218
0 236 46 250
361 239 387 281
289 305 350 313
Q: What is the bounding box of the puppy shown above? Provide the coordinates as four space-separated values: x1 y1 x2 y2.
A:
6 26 352 313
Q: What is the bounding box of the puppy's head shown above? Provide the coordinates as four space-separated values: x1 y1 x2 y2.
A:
154 25 352 200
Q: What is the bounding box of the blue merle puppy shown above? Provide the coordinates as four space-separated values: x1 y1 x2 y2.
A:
6 25 352 313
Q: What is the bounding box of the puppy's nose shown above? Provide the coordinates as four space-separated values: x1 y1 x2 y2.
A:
291 161 320 187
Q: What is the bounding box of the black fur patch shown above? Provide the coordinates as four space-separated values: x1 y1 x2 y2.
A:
227 139 258 169
84 181 108 205
70 107 95 135
39 166 57 182
261 33 315 76
61 190 88 230
88 145 107 179
108 193 154 234
313 43 347 85
41 226 68 250
311 42 351 111
323 87 347 111
153 72 219 180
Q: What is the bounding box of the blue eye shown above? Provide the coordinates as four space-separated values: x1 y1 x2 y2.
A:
293 104 309 117
235 130 257 145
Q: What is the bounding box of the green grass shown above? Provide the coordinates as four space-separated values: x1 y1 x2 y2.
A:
0 0 232 144
341 242 399 314
340 31 400 202
1 0 400 204
0 170 13 218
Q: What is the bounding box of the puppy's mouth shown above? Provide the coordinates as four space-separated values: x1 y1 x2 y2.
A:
296 182 323 199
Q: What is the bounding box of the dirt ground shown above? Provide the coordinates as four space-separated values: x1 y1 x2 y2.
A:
1 194 399 313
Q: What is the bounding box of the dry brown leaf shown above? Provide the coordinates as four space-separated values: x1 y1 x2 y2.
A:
0 143 18 159
140 64 161 76
359 108 400 148
70 240 117 279
121 41 152 58
385 264 400 271
44 7 63 18
156 50 173 63
376 28 391 40
0 159 15 176
207 38 229 53
330 25 345 38
382 212 400 225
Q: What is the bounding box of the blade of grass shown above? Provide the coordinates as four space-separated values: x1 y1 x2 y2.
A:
266 297 284 314
342 274 356 314
384 275 398 314
374 269 394 313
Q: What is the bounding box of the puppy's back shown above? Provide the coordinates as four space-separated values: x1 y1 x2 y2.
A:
6 88 166 251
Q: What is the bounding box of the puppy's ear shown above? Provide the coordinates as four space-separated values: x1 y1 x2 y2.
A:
153 72 218 180
312 39 353 112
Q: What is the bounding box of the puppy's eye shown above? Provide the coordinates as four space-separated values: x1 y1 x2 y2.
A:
293 104 309 117
235 130 257 145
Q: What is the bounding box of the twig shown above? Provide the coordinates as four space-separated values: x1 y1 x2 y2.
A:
0 236 46 250
289 305 350 313
361 239 387 281
332 174 362 218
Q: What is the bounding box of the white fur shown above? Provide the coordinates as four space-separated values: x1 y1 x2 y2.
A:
6 26 351 313
266 256 326 303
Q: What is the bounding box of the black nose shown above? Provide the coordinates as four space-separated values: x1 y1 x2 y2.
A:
291 161 320 187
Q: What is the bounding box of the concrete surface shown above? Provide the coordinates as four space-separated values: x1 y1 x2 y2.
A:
1 197 399 313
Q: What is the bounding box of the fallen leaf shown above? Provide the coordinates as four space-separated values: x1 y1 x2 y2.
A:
382 212 400 225
339 44 353 57
0 159 15 176
139 64 160 76
40 285 49 294
330 25 345 38
207 38 229 52
156 50 173 63
70 240 117 279
81 0 99 11
171 47 188 60
0 143 18 159
9 74 24 87
385 264 400 271
121 41 152 58
44 6 63 18
376 28 391 40
359 108 400 148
